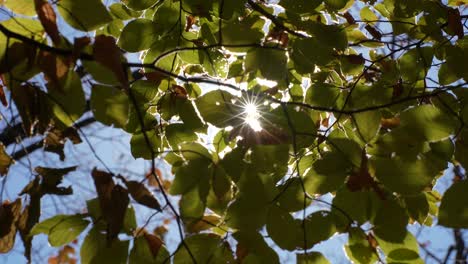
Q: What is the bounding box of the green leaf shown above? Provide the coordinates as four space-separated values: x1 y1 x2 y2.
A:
353 111 381 142
398 47 433 83
370 155 443 195
399 105 457 142
130 129 161 160
344 228 378 264
165 124 197 149
332 188 382 228
129 235 170 264
80 227 129 264
280 0 322 14
291 38 334 73
180 187 205 220
360 6 378 24
373 199 409 243
152 0 181 35
438 180 468 228
57 0 113 31
374 231 421 263
220 16 265 51
304 150 352 195
118 19 158 52
250 144 289 182
109 3 142 19
297 252 331 264
173 234 234 264
170 159 211 195
306 83 342 108
266 205 297 250
48 71 86 127
404 193 429 224
245 48 288 82
195 90 239 127
179 100 205 131
30 214 89 247
277 177 311 212
82 60 120 85
233 231 280 264
91 85 129 128
325 0 349 10
4 0 35 16
122 0 158 11
455 129 468 169
296 211 337 249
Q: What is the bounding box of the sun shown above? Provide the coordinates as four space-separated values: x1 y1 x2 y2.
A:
243 102 262 131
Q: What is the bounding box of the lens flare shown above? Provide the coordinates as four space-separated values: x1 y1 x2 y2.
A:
243 103 262 131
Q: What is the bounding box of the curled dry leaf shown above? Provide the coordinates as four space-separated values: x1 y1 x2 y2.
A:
0 199 21 253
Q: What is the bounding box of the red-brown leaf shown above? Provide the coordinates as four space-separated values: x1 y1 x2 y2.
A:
91 169 115 226
93 35 128 87
107 185 129 243
0 75 7 107
365 25 382 40
448 8 464 39
144 233 163 258
125 180 161 211
35 0 61 45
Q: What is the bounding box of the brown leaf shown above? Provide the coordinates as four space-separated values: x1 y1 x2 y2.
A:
365 25 382 40
321 117 329 128
93 35 128 87
392 78 404 98
107 185 129 243
153 225 168 238
346 150 374 191
11 84 52 135
0 75 7 106
35 0 61 45
236 242 249 263
343 12 356 25
185 15 197 32
345 54 365 65
38 51 70 88
44 127 81 161
36 166 76 196
380 116 400 129
0 199 21 253
125 180 161 211
171 84 188 99
48 245 77 264
186 214 221 233
144 233 163 258
17 201 41 261
91 169 115 218
0 143 13 176
448 8 464 39
72 37 91 61
367 232 378 250
143 71 164 84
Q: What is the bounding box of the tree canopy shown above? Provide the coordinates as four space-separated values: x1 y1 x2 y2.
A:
0 0 467 263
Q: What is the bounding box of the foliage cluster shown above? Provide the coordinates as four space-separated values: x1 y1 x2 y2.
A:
0 0 467 263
